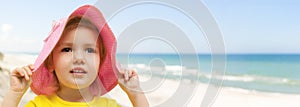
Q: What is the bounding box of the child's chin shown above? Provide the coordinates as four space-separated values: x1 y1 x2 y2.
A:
69 85 90 90
69 80 93 89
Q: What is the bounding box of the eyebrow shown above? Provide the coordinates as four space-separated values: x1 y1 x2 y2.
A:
84 43 99 48
58 42 99 47
58 42 73 47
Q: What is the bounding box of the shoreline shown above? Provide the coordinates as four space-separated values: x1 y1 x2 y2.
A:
1 53 299 107
109 75 300 107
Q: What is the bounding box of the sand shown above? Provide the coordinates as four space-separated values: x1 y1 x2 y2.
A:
0 53 299 107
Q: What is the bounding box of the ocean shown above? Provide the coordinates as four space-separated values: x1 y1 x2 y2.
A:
116 54 300 94
11 52 300 94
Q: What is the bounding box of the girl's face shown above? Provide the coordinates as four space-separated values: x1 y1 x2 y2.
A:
52 27 100 89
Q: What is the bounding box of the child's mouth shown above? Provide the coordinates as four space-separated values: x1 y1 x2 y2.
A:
70 67 87 74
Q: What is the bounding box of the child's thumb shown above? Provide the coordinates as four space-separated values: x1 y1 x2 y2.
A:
115 62 123 77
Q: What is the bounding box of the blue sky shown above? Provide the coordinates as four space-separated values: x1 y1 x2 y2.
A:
0 0 300 54
204 0 300 54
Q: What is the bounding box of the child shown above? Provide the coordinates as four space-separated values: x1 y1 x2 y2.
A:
1 5 149 107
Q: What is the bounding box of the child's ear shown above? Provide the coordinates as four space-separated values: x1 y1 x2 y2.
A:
48 64 55 73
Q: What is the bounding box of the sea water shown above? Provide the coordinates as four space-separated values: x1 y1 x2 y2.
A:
15 52 300 94
117 54 300 94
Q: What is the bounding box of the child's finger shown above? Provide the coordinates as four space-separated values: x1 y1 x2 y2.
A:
130 69 138 77
127 69 134 78
28 64 34 70
22 66 30 81
23 66 32 76
115 63 123 76
124 69 129 81
13 67 25 77
11 67 29 81
132 70 137 76
124 69 139 81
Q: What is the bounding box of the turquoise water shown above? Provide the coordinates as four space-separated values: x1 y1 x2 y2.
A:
14 52 300 94
117 54 300 94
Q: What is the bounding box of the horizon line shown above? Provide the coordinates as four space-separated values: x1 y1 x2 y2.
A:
2 51 300 55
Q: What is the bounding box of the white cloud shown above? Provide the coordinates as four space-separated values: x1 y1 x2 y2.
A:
0 24 13 41
0 24 43 53
1 24 13 33
0 35 43 53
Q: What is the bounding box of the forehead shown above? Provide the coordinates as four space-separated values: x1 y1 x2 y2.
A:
59 27 99 45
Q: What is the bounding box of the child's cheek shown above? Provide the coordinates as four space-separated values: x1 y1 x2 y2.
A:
55 53 73 65
86 55 100 70
65 53 74 63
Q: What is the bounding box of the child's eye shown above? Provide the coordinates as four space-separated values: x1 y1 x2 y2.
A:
86 48 96 53
61 48 72 52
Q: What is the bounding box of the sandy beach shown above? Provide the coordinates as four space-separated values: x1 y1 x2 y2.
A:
1 53 299 107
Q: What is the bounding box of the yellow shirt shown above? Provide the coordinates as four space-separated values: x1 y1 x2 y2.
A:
24 94 121 107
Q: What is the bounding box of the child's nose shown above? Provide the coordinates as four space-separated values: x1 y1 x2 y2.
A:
73 50 85 64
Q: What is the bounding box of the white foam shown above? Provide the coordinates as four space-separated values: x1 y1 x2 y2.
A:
136 64 146 69
165 65 185 71
222 75 255 82
127 64 148 69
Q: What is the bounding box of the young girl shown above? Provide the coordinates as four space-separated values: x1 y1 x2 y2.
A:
1 5 148 107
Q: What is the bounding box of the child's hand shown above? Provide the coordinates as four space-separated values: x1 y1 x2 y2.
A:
117 68 141 95
10 64 34 94
1 65 34 107
117 67 149 106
